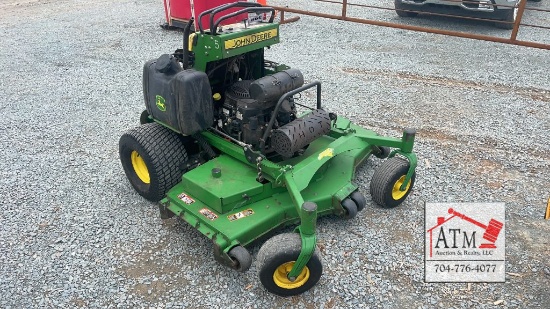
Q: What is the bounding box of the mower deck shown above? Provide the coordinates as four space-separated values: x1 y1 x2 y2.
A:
161 115 414 263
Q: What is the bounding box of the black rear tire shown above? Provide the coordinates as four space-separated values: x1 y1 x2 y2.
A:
395 0 419 17
370 157 416 208
119 123 188 202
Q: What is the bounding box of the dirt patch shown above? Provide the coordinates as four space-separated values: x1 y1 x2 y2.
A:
389 228 416 244
119 255 181 280
130 281 172 302
69 297 87 308
116 227 194 279
486 181 503 189
115 231 195 301
478 158 502 174
418 128 460 143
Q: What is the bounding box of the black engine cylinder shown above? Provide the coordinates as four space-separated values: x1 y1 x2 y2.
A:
271 109 331 157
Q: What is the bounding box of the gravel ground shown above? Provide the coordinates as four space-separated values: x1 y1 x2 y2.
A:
1 0 549 308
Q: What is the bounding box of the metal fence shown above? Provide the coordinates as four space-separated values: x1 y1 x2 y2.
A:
274 0 550 50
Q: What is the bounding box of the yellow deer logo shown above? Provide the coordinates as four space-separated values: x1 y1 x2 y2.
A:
155 95 166 112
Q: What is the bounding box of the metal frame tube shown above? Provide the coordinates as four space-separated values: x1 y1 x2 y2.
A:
271 1 550 50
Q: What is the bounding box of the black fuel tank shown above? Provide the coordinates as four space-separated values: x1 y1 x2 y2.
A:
143 54 213 135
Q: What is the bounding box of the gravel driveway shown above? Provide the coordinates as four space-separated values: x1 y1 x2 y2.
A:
1 0 549 308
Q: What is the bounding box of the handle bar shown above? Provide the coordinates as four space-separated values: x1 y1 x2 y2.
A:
213 7 275 34
198 2 262 33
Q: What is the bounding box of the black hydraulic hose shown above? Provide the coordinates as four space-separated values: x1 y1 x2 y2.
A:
182 17 194 70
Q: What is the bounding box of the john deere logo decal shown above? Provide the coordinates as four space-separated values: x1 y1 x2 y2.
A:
224 29 278 50
155 95 166 111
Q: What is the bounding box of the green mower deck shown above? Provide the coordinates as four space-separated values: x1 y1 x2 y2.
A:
158 114 417 293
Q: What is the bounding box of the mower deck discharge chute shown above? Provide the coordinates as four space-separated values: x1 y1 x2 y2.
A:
119 2 418 296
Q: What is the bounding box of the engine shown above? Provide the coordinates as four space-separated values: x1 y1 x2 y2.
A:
221 80 279 148
142 53 333 158
215 68 332 156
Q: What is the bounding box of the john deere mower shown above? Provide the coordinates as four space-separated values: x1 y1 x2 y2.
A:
119 2 417 296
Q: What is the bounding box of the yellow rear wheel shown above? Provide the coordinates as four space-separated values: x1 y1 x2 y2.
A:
131 150 150 184
545 197 550 220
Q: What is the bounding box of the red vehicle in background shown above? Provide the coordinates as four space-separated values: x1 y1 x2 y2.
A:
162 0 266 30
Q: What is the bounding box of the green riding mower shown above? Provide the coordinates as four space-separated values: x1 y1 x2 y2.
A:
119 2 417 296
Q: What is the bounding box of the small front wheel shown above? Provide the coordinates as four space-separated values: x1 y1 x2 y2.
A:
257 233 322 296
373 146 391 159
341 198 358 219
370 157 416 208
350 191 367 212
228 246 252 272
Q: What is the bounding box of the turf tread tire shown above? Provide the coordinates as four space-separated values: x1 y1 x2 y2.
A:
119 123 188 202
